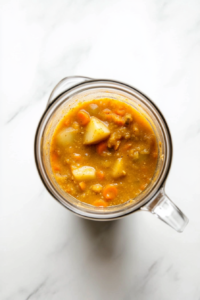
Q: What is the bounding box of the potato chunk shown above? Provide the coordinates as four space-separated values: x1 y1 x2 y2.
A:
72 166 96 181
83 117 110 145
112 158 126 179
90 184 102 193
56 127 76 146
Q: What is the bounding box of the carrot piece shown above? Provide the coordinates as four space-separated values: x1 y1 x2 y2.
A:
103 109 125 124
72 153 82 161
114 108 125 116
103 108 112 114
112 114 125 126
93 199 108 207
77 110 90 126
64 119 71 127
52 164 60 171
97 170 105 180
103 184 118 200
103 109 113 121
123 143 132 150
96 142 107 155
105 113 114 121
79 182 86 191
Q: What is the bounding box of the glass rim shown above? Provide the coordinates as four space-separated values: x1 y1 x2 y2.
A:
34 79 173 220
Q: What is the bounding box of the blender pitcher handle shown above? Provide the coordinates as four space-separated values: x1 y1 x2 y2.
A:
47 76 92 107
141 188 189 232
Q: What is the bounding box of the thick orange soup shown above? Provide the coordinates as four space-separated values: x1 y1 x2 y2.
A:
50 98 158 207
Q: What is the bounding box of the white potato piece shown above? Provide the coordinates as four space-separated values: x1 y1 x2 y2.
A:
72 166 96 181
56 127 76 146
90 184 102 193
112 158 126 179
83 117 110 145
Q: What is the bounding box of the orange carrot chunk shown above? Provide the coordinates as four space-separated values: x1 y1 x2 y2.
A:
105 113 114 121
96 142 107 155
73 153 82 161
114 108 125 116
77 110 90 126
103 184 118 200
97 170 105 180
93 199 108 207
79 182 86 191
123 143 132 150
64 119 71 127
103 108 112 114
103 109 114 121
113 114 125 126
52 164 60 171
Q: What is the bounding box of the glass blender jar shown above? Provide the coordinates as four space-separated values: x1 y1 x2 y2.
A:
35 76 189 232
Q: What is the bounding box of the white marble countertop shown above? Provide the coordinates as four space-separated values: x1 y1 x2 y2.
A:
1 0 200 299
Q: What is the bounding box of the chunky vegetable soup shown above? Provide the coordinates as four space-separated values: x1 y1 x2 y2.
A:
50 98 158 207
